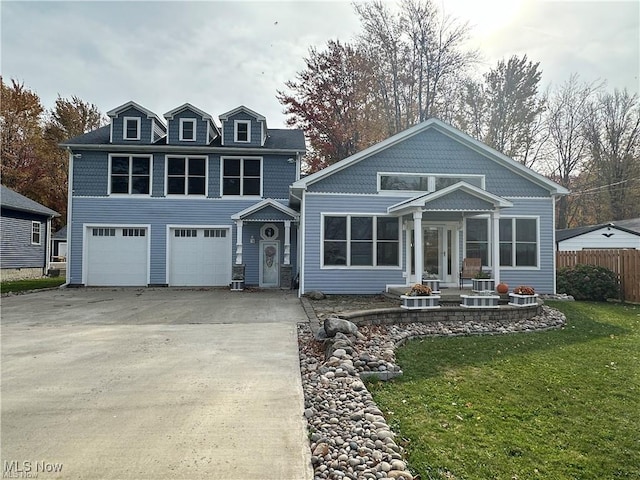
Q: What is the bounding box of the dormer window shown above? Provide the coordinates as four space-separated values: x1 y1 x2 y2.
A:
180 118 196 141
124 117 140 140
234 120 250 143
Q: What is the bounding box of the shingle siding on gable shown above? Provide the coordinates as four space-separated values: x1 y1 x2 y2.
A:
167 110 210 146
222 111 263 147
243 205 294 221
307 129 550 197
424 190 495 211
111 107 154 144
73 151 109 196
0 209 46 269
263 155 296 199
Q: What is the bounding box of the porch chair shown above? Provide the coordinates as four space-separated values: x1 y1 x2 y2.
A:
459 257 482 289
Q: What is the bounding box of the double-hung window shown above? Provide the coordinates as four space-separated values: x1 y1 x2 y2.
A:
31 221 41 245
110 155 151 195
167 156 206 195
500 218 538 267
234 120 250 142
465 218 489 265
180 119 196 141
123 117 140 140
222 157 261 196
323 215 400 267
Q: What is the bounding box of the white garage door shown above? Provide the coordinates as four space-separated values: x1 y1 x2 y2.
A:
169 228 231 286
86 227 148 286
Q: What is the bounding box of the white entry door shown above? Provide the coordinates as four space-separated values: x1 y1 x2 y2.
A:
259 241 280 287
169 228 231 286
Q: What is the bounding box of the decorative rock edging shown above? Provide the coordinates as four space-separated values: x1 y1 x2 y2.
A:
298 305 566 480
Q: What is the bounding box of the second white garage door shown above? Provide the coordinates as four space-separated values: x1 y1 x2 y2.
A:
169 227 232 286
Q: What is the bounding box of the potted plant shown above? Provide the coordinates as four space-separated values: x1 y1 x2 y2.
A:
401 284 441 309
472 270 495 293
509 285 539 306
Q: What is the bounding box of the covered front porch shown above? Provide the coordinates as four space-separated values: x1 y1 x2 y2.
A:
386 182 513 290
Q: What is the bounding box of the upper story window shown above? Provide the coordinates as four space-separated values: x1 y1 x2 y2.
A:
234 120 251 143
166 156 207 195
31 221 41 245
123 117 141 140
222 157 261 196
323 215 400 267
379 173 484 193
180 118 196 141
109 154 151 195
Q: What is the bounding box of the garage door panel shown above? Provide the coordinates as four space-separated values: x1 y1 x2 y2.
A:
169 228 231 286
86 227 148 286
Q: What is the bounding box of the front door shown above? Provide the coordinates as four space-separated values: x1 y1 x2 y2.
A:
259 240 280 287
410 225 457 285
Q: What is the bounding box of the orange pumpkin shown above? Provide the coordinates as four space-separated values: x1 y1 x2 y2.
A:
496 282 509 294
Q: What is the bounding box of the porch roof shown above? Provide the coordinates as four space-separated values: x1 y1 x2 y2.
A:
231 198 299 222
387 181 513 215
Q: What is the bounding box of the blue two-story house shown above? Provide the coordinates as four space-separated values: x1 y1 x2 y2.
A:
63 104 567 294
61 101 305 288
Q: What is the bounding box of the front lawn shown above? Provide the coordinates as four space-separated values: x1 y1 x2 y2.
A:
1 277 65 293
367 302 640 480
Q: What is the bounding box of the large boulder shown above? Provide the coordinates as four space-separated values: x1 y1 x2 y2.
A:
307 290 326 300
323 317 359 337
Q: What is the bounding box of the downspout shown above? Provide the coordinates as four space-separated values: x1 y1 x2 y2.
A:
45 216 52 274
552 195 557 294
298 189 306 297
63 149 74 286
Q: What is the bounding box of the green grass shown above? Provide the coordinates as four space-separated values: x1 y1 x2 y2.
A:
1 277 65 293
367 302 640 480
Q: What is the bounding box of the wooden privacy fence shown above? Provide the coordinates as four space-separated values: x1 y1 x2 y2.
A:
557 249 640 303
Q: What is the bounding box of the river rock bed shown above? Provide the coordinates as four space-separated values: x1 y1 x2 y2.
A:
298 305 566 480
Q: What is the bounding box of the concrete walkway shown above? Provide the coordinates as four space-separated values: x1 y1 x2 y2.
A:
1 288 312 479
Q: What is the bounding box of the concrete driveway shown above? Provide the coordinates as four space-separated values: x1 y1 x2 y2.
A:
1 288 312 479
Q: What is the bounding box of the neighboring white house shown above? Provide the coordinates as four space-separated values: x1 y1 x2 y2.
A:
556 219 640 251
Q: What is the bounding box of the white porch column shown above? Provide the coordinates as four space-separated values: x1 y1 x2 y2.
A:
413 210 423 284
235 220 243 265
403 221 411 284
491 210 500 285
284 220 291 265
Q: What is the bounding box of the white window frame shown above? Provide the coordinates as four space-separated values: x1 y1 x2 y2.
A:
31 221 41 245
179 118 197 142
165 155 208 197
377 172 485 195
464 216 490 267
123 116 141 140
499 216 540 270
108 154 153 196
320 214 402 269
234 120 251 143
220 156 263 197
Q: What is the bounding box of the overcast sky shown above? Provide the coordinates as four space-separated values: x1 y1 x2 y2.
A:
2 0 638 128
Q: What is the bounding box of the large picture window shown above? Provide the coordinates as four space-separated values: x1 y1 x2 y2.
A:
167 156 206 195
110 155 151 195
465 218 488 265
500 218 538 267
222 157 261 196
323 215 400 267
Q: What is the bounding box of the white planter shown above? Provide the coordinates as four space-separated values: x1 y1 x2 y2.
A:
401 295 441 310
230 280 244 291
421 279 441 294
460 294 500 309
472 278 495 293
508 293 539 307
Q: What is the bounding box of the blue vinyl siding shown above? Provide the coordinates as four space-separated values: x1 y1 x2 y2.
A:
167 110 210 146
222 112 263 147
302 194 405 294
111 107 154 144
69 197 297 285
308 129 550 197
0 209 47 269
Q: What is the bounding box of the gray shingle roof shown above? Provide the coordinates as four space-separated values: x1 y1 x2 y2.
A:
0 185 58 217
53 225 67 239
556 220 640 242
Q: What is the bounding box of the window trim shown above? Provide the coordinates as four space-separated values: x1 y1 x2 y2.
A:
377 172 485 195
234 120 251 143
499 216 540 269
220 156 263 197
164 155 208 197
108 154 153 196
320 213 402 269
31 221 41 245
464 216 490 267
123 116 141 141
179 118 197 142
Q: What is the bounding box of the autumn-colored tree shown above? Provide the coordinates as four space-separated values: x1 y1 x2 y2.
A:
277 40 388 172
